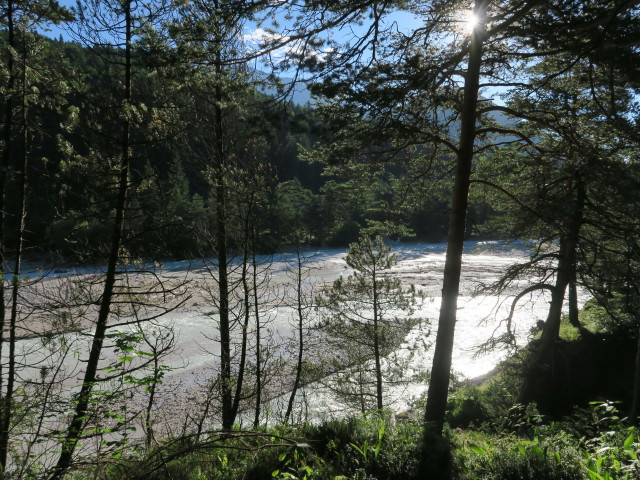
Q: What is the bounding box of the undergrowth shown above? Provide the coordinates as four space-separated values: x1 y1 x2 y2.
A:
64 400 640 480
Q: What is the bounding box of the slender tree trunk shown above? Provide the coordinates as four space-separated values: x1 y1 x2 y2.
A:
516 240 570 405
359 370 366 414
284 240 305 425
628 237 640 424
211 0 233 430
630 322 640 424
144 366 158 449
418 4 486 478
422 0 486 438
372 263 384 412
50 4 133 477
232 212 253 422
568 175 584 329
0 22 25 467
568 277 580 327
517 174 584 404
145 348 160 450
252 231 262 428
214 116 232 429
0 5 15 461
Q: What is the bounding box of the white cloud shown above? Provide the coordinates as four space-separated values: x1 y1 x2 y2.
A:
244 27 335 65
244 28 291 58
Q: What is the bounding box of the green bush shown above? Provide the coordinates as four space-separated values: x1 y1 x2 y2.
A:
328 220 361 246
456 433 584 480
579 297 632 335
302 414 420 480
579 402 640 480
446 386 489 428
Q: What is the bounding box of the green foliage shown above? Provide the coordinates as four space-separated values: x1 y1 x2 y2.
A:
75 417 420 480
271 444 326 480
302 415 420 480
579 297 636 335
454 401 640 480
275 179 321 245
577 402 640 480
8 31 496 260
446 386 489 428
456 433 584 480
46 403 640 480
315 235 425 411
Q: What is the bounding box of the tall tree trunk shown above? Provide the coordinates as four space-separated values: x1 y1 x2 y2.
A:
568 276 580 327
372 263 384 412
628 237 640 424
631 322 640 424
0 18 24 467
144 349 159 450
211 0 233 431
568 174 585 329
50 3 133 477
422 0 486 437
0 2 14 467
232 204 254 422
418 3 486 477
252 230 262 428
284 239 305 425
516 240 570 405
517 174 584 404
0 5 15 463
214 96 232 430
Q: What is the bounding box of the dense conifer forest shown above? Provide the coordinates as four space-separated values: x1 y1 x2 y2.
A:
1 0 639 478
6 36 475 262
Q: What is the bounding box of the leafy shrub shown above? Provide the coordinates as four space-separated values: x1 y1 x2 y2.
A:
579 402 640 479
579 297 633 335
475 355 528 422
328 220 361 246
364 421 420 479
302 414 420 480
494 403 545 437
446 386 489 428
456 433 584 480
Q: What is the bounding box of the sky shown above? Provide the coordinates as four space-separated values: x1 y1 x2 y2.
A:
38 1 497 105
42 1 426 55
39 0 429 101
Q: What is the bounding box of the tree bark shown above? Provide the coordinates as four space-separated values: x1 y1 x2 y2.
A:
372 261 384 412
568 174 585 329
418 3 487 477
422 0 486 438
50 3 133 477
517 173 584 404
252 235 262 428
232 204 254 422
516 240 570 404
284 239 305 425
212 0 233 430
631 323 640 424
0 1 15 467
568 278 580 327
0 14 24 466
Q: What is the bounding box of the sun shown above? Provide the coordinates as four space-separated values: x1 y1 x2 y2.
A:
460 10 480 34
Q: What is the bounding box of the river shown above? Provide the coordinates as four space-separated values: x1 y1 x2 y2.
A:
11 240 584 434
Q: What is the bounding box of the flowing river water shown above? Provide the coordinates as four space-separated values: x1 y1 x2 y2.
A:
13 241 586 438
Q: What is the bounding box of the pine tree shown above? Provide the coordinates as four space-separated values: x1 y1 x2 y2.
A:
0 0 72 470
50 0 179 476
316 235 421 412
